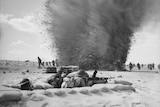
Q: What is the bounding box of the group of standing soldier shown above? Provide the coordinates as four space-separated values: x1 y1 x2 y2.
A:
37 56 57 68
129 62 156 71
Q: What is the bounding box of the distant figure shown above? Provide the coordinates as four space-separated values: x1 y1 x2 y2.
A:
37 57 43 68
141 64 144 68
46 62 48 66
148 64 152 70
137 63 141 70
129 62 133 71
52 60 55 66
49 62 51 66
152 63 155 69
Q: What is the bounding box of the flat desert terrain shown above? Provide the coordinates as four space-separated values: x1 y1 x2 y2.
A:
0 60 160 107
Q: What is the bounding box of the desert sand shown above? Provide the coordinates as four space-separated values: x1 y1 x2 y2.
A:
0 60 160 107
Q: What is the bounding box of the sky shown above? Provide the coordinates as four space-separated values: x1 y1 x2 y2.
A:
0 0 54 61
0 0 160 64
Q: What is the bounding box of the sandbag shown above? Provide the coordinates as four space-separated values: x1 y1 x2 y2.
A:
33 83 44 89
114 80 133 86
33 81 53 89
9 84 20 89
111 85 136 92
0 85 20 91
2 84 20 89
0 91 22 102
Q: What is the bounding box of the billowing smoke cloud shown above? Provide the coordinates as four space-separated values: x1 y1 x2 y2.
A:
44 0 150 70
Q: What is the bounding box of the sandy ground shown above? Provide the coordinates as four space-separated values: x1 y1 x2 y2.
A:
0 60 160 107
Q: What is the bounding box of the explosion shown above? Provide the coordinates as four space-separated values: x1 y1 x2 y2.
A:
44 0 149 70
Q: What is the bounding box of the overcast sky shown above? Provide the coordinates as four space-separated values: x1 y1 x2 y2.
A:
0 0 160 64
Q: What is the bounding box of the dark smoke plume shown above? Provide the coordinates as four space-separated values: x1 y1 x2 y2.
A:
44 0 149 70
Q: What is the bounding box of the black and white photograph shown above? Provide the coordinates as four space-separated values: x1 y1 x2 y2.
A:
0 0 160 107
